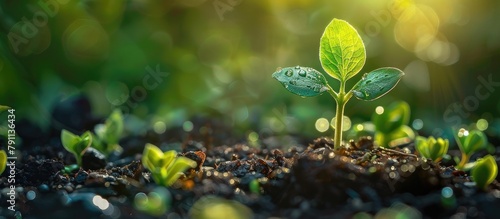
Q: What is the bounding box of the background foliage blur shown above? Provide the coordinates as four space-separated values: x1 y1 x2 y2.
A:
1 0 500 141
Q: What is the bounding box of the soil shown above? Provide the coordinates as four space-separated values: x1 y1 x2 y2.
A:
1 96 500 219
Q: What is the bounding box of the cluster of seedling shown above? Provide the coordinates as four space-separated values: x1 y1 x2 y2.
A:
415 128 497 189
60 108 196 189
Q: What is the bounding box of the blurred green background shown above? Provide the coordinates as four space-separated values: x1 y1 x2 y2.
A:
1 0 500 140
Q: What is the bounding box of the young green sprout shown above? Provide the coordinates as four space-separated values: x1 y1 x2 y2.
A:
93 109 124 156
0 150 7 175
142 143 196 187
471 155 498 190
61 130 93 166
372 101 414 147
415 136 449 162
272 18 404 149
454 128 488 169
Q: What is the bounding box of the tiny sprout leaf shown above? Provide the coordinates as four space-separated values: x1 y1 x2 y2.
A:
320 19 366 82
352 67 404 101
61 129 92 166
372 101 411 134
415 136 449 162
272 66 329 97
463 130 487 156
143 143 164 170
471 155 498 190
0 150 6 175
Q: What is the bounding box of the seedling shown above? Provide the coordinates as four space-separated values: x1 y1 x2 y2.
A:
93 109 124 156
142 143 196 187
471 155 498 190
61 129 93 166
372 101 414 147
0 150 7 175
454 128 488 170
272 18 404 149
415 136 449 162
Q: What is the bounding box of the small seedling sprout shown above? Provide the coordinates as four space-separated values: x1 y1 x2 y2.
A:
471 155 498 190
142 143 196 187
415 136 449 163
61 129 93 166
93 109 124 156
454 128 488 169
273 18 404 149
372 101 414 147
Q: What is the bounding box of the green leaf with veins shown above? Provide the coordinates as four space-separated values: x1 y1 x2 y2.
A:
352 67 404 101
320 18 366 82
272 66 329 97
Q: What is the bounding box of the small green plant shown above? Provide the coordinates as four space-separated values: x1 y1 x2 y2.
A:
471 155 498 190
415 136 449 162
142 143 196 187
454 128 488 169
0 150 7 175
93 109 124 156
272 18 404 149
372 101 415 147
61 129 93 166
189 196 253 219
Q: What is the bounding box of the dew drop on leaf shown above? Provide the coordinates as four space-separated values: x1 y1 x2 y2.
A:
285 70 293 77
294 66 300 69
353 90 364 98
298 69 306 77
289 80 297 85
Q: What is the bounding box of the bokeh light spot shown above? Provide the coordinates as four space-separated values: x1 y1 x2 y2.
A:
476 119 488 131
412 119 424 130
153 121 166 134
375 106 384 115
315 118 329 132
330 116 351 131
183 121 194 132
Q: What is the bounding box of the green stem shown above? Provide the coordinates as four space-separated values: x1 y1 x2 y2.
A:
457 153 469 170
334 100 346 149
332 81 352 150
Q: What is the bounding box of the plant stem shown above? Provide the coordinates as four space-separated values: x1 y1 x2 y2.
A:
334 100 346 149
457 153 469 170
333 80 352 150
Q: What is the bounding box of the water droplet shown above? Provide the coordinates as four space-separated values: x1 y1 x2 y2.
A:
353 90 364 98
320 86 329 92
294 66 300 69
298 69 306 77
364 91 369 97
289 80 297 85
384 74 388 77
285 70 293 77
365 80 371 84
362 73 368 80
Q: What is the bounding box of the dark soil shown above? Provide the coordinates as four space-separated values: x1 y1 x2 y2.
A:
1 96 500 218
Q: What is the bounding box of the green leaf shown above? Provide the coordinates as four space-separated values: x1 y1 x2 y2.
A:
75 131 92 156
372 101 411 134
61 129 81 154
164 157 197 186
352 67 404 101
320 18 366 82
143 143 165 170
0 150 7 175
104 109 124 145
463 130 487 156
272 66 329 97
471 155 498 190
